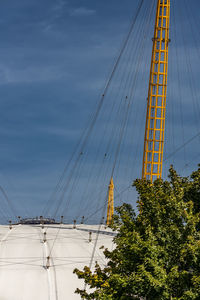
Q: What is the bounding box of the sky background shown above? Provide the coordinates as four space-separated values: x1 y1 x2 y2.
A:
0 0 199 222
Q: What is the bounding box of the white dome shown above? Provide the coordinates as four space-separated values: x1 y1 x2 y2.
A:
0 224 114 300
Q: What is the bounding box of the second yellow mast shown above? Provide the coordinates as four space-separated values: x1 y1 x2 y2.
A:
106 177 114 226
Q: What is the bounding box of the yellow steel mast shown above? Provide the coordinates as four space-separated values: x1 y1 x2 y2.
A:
106 177 114 226
142 0 170 181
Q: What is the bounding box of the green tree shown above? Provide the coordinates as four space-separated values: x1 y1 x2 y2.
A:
74 166 200 299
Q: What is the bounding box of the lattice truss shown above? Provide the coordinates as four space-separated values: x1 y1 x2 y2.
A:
142 0 170 181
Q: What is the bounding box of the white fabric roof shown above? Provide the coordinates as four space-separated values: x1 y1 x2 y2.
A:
0 224 114 300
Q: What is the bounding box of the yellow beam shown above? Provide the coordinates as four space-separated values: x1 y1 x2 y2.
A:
142 0 170 181
106 177 114 226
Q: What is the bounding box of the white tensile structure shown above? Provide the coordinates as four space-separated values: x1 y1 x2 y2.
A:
0 224 114 300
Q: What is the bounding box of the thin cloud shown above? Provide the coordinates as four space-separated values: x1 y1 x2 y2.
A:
53 0 67 12
69 7 96 17
0 65 69 84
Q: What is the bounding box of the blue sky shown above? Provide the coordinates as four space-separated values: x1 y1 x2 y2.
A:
0 0 200 222
0 0 140 220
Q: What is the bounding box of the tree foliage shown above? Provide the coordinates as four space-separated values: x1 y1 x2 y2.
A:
74 166 200 299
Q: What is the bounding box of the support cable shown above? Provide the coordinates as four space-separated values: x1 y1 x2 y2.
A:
45 0 146 219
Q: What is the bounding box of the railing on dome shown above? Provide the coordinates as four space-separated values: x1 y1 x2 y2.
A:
20 218 57 225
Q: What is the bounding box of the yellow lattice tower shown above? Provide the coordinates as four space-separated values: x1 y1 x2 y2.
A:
142 0 170 181
106 177 114 226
